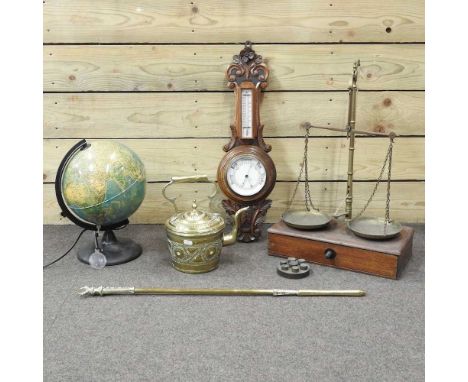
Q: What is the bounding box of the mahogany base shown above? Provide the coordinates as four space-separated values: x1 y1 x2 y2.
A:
222 199 272 242
268 220 414 279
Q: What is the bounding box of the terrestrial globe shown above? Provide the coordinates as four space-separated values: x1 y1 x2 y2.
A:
55 139 146 266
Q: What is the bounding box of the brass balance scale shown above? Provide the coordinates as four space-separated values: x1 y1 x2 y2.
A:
268 61 414 279
283 61 401 239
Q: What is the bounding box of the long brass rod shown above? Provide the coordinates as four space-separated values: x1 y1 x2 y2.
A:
303 123 398 138
79 286 365 297
135 288 365 297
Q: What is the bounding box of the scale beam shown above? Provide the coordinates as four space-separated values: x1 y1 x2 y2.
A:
302 122 398 138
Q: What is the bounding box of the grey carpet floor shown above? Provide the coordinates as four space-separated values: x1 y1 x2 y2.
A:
44 224 424 382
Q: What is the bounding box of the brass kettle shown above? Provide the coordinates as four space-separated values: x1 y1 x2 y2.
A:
162 175 248 273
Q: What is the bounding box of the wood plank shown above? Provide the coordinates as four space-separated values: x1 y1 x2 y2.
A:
44 0 424 43
43 138 424 183
44 44 424 91
43 181 425 224
44 91 425 138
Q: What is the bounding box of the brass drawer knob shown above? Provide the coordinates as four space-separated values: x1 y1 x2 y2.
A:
324 248 336 259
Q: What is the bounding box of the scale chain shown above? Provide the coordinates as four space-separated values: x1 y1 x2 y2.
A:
385 137 394 226
286 124 319 212
354 136 394 221
286 152 305 211
303 125 319 211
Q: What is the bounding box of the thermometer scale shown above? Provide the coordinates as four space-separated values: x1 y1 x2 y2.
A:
241 89 253 138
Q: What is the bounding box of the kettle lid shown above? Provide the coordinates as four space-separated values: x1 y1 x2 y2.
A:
165 200 225 237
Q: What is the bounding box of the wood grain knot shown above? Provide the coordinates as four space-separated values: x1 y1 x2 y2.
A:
383 98 392 107
374 124 386 133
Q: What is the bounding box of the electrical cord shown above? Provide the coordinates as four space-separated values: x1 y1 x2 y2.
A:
43 224 128 269
43 228 88 269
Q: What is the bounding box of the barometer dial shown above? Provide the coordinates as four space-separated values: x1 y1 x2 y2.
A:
227 155 266 196
217 145 276 203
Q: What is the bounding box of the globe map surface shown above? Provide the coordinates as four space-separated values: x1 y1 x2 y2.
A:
61 141 146 226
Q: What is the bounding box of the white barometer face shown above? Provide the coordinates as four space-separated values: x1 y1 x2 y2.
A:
241 89 253 138
227 155 266 196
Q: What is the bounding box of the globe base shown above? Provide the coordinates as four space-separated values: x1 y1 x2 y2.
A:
77 230 142 266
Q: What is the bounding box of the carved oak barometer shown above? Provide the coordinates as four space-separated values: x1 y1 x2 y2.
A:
217 42 276 242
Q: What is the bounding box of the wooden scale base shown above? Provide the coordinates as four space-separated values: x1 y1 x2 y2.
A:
268 220 414 279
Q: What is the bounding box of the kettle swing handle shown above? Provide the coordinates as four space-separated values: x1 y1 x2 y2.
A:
162 175 218 213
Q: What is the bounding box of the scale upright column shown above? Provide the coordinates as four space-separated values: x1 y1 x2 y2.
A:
345 60 360 221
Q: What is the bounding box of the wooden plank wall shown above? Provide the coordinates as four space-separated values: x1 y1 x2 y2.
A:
43 0 425 224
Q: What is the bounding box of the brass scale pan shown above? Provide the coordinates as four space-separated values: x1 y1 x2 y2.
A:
282 210 332 230
347 217 402 240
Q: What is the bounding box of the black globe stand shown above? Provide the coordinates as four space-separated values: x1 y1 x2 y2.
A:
77 230 142 266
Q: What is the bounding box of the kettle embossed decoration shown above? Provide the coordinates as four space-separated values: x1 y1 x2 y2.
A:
162 175 248 273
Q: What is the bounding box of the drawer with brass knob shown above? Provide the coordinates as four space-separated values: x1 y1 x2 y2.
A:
268 220 414 279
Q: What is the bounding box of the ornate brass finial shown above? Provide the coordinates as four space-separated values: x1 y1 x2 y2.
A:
226 41 269 88
351 60 361 87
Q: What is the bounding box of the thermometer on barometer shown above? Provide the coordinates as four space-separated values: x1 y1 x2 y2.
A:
241 89 253 138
